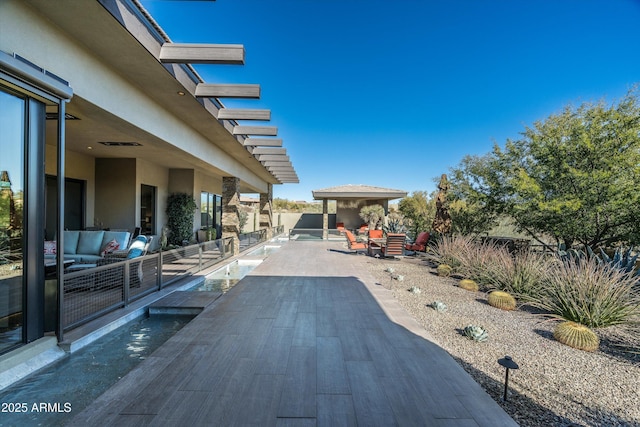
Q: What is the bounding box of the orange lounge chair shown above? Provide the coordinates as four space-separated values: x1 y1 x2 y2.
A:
405 231 430 252
336 222 345 233
368 229 383 239
344 230 367 253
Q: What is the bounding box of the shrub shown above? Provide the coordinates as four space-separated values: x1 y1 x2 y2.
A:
166 193 197 246
533 257 640 328
487 249 557 300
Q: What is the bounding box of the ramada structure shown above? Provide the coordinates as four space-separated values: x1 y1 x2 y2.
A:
313 184 407 238
0 0 297 358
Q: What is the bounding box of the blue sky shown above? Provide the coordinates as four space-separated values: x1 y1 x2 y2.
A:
140 0 640 202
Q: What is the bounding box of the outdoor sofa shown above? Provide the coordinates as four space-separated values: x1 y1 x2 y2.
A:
44 230 131 264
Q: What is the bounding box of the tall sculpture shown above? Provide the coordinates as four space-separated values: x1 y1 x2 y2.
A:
432 174 452 234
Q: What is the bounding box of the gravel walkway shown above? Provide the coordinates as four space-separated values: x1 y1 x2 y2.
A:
363 256 640 427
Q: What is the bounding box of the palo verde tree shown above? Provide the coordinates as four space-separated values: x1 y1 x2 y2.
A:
450 88 640 249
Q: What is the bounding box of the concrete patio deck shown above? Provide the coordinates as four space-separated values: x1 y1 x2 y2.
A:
70 240 517 426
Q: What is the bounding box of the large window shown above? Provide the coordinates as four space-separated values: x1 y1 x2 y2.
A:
0 89 25 353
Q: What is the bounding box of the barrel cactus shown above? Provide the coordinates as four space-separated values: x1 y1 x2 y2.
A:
428 301 447 312
437 264 452 277
409 286 421 294
553 321 600 352
463 325 488 342
458 279 479 292
487 291 516 311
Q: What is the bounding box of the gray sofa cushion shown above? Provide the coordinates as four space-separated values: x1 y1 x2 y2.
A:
101 231 131 254
76 231 105 256
64 231 80 255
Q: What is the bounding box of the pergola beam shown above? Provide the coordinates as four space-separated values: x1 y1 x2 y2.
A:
243 138 283 147
252 147 287 155
160 43 244 64
262 161 292 167
256 154 289 162
217 109 271 121
195 84 260 98
234 126 278 136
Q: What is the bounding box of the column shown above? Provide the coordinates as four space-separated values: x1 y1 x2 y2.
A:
222 176 240 255
322 198 328 240
259 183 273 239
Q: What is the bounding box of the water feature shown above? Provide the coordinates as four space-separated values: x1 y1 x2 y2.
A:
247 245 281 257
0 314 192 427
188 259 262 293
189 244 281 293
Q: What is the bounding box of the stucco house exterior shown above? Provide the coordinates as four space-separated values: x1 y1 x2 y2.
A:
0 0 297 359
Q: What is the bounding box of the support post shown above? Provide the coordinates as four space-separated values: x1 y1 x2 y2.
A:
322 199 328 240
260 184 273 239
222 177 240 255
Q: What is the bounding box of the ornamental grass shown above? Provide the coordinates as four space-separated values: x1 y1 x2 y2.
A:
454 240 506 290
486 249 557 301
533 257 640 328
427 234 476 273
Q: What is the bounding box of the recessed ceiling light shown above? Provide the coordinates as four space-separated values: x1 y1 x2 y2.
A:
177 91 185 96
87 146 93 150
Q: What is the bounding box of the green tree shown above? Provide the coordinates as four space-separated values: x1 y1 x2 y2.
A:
398 191 434 238
450 89 640 249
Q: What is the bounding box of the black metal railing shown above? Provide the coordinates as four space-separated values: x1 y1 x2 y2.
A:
61 237 234 332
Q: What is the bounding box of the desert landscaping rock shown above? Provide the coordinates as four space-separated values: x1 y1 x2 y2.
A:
365 257 640 427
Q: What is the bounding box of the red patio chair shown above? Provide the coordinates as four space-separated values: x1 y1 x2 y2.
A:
344 230 367 253
405 232 430 252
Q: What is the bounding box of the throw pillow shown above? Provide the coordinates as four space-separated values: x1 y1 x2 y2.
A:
44 240 57 255
101 238 120 256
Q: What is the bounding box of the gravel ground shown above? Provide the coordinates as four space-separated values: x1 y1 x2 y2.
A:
364 256 640 427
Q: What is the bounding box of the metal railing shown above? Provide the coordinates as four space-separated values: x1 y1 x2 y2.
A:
60 237 234 332
238 229 266 252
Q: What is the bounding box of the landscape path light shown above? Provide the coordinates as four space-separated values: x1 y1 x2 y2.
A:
497 355 519 401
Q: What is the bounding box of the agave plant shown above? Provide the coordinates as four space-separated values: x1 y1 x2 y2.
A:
463 325 488 342
599 247 639 276
428 301 447 312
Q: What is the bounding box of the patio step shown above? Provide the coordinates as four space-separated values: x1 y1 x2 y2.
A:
148 291 222 316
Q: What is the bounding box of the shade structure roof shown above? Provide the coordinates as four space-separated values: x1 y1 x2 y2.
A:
312 184 407 200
